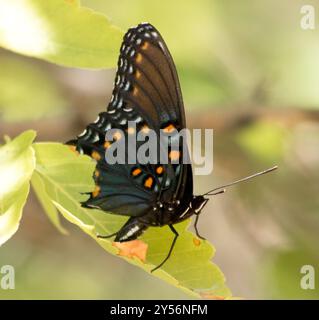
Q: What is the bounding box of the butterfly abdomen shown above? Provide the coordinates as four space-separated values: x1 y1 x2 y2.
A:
114 217 148 242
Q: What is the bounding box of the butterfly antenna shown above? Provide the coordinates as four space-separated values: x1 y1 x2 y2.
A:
203 166 278 196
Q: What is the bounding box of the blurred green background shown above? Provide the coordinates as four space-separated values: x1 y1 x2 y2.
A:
1 0 319 299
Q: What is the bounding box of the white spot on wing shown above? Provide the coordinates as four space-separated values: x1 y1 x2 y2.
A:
124 81 130 91
128 65 134 74
78 129 87 138
107 108 116 114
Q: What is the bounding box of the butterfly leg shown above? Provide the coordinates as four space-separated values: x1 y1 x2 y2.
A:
194 214 206 240
151 224 179 273
97 231 119 239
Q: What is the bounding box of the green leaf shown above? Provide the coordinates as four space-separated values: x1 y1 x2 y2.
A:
0 130 36 214
31 172 68 235
33 142 231 298
0 0 123 68
0 56 66 122
0 183 30 246
0 130 36 245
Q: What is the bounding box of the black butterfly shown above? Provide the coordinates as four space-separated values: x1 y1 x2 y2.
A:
67 23 277 272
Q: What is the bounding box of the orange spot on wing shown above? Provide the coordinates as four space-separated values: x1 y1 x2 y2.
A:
141 125 150 134
169 150 180 161
91 151 101 161
163 124 176 133
132 168 142 177
193 238 201 246
144 176 153 189
133 87 138 96
113 240 148 262
136 53 142 63
104 141 111 149
113 131 122 141
141 42 149 50
135 70 141 79
92 185 100 198
127 127 135 135
156 166 164 175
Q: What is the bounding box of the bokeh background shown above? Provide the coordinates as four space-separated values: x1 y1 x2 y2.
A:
1 0 319 299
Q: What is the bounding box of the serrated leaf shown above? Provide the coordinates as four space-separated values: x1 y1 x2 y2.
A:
33 142 231 298
0 0 123 68
0 130 36 214
0 130 36 245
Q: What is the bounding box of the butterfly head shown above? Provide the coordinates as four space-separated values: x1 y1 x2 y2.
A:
191 195 209 214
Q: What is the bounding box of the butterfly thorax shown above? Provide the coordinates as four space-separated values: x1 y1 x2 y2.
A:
136 195 207 227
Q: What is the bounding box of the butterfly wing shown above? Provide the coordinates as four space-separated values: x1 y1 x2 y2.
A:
68 23 193 217
108 23 186 130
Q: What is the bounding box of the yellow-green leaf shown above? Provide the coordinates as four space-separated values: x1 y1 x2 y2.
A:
33 142 231 298
0 182 30 246
0 0 123 68
31 171 68 235
0 130 36 245
0 130 36 214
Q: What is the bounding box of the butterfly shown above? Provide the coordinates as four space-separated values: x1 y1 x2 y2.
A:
67 22 277 272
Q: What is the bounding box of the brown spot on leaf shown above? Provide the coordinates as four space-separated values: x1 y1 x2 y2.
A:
68 145 79 155
113 240 148 262
200 292 226 300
